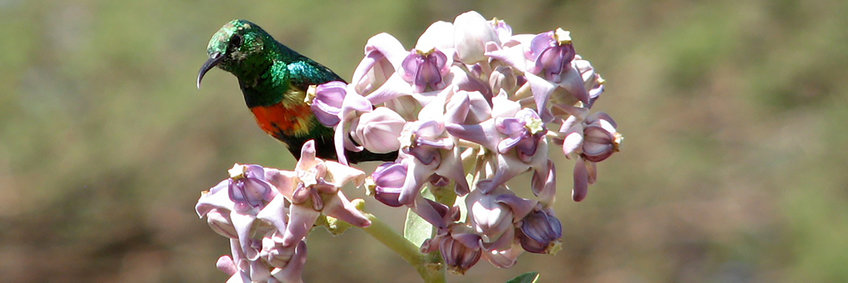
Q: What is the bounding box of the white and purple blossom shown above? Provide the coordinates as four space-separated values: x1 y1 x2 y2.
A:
268 140 371 246
196 164 308 283
401 48 451 93
527 28 576 83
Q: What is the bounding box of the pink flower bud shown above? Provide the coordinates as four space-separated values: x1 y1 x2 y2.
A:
351 107 406 153
453 11 500 64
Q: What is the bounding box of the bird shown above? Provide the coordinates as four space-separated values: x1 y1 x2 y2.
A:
197 19 397 163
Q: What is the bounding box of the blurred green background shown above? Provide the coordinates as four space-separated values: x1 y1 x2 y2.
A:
2 0 846 282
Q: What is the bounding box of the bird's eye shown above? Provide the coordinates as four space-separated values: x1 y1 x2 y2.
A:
230 34 244 50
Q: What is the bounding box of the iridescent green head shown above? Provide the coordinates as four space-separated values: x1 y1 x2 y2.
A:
197 19 271 88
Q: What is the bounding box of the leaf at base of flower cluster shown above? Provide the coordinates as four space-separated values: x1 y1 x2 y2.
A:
404 207 434 247
506 272 540 283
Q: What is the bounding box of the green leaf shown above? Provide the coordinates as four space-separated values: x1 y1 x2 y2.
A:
403 208 433 247
506 272 540 283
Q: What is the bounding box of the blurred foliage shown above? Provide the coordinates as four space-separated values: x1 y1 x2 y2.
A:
1 0 846 282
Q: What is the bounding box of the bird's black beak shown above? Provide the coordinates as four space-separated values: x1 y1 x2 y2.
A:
197 52 224 89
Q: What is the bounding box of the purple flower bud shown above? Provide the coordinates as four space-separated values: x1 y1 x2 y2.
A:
527 28 576 83
518 208 562 254
582 112 621 162
351 107 406 153
310 81 348 127
313 82 373 165
371 162 407 207
401 48 450 93
196 182 244 238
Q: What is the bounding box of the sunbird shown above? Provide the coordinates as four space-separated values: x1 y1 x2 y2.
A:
197 19 396 162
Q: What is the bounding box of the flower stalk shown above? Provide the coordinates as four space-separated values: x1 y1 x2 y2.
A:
360 211 446 283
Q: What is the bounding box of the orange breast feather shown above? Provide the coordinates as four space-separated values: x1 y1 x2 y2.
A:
250 103 314 137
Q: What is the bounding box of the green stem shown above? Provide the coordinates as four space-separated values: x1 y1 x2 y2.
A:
361 213 445 283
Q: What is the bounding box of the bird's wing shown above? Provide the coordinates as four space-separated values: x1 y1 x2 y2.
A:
285 59 346 92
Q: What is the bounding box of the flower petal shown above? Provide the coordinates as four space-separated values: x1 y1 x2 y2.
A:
433 146 470 196
282 204 321 246
322 191 371 228
256 195 288 235
352 107 406 153
445 120 500 152
524 73 557 123
270 241 308 283
531 160 556 206
572 158 589 202
197 180 235 217
453 11 500 64
397 155 434 205
416 21 455 53
311 81 347 127
323 161 366 188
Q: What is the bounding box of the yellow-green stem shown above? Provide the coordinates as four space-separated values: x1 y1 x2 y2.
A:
361 213 445 283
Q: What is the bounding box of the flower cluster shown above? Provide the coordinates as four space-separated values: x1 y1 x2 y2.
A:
305 11 622 272
197 10 623 280
195 141 370 283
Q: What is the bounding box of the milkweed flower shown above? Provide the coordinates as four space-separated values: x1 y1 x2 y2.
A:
421 224 483 274
268 140 371 246
196 164 307 283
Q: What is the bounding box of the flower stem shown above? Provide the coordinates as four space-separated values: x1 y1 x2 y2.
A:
361 212 445 283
